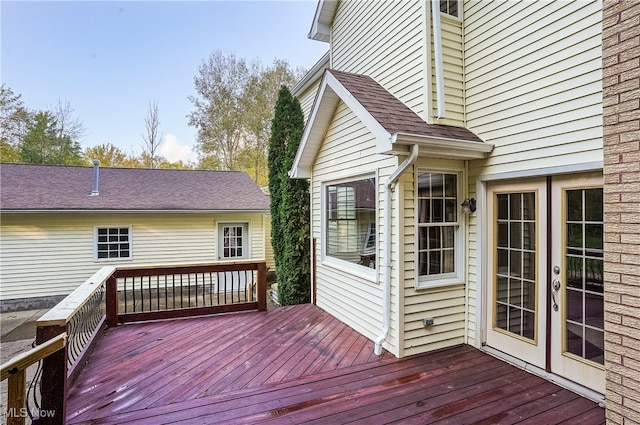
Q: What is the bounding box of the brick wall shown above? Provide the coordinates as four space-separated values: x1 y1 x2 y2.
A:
602 0 640 424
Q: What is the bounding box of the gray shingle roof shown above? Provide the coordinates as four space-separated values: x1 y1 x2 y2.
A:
328 69 484 143
0 163 270 212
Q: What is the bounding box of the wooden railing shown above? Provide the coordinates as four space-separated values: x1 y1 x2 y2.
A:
106 261 267 326
1 334 67 425
27 260 267 425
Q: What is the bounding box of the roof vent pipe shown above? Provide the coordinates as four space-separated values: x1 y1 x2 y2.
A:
90 160 100 196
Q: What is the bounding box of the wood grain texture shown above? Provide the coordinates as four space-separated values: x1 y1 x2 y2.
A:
65 304 604 425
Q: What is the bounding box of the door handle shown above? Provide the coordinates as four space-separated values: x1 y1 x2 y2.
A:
551 278 561 311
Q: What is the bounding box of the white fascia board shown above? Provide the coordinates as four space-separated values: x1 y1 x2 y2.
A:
308 0 337 42
393 133 494 159
290 76 338 179
290 71 393 179
322 72 392 150
292 51 330 97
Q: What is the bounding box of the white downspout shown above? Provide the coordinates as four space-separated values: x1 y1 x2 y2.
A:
375 144 419 356
432 0 446 119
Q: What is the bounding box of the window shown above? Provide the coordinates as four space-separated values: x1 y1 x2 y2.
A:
495 192 537 340
417 172 461 285
325 177 376 269
439 0 459 18
219 223 248 259
95 226 131 260
565 188 604 364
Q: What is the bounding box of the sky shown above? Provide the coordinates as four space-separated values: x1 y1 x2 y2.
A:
1 1 328 164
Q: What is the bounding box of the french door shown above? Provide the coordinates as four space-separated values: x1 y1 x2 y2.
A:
485 174 605 394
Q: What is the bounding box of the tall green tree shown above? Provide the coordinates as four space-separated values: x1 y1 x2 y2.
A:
0 84 30 158
189 51 250 172
188 51 300 185
21 111 83 165
268 86 309 305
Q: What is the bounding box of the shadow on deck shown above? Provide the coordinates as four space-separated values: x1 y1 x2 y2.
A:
66 304 604 424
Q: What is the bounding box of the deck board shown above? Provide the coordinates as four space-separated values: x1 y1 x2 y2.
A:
66 304 604 424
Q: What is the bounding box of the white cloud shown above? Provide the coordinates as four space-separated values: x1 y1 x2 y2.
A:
160 134 197 164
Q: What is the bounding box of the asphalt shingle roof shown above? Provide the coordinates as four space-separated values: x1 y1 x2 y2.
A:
0 163 270 211
328 69 484 143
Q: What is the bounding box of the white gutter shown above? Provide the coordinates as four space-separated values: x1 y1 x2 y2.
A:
432 0 446 119
375 143 419 356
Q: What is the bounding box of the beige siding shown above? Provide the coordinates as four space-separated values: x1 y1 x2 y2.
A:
465 0 604 176
400 157 468 356
0 212 267 301
464 0 604 343
263 214 275 270
430 15 465 126
331 0 428 119
297 79 321 123
311 101 402 355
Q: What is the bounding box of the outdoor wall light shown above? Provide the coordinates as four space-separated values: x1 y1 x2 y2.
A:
461 198 477 214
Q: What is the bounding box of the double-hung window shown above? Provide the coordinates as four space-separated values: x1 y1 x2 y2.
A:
95 226 132 261
325 176 377 271
417 171 462 288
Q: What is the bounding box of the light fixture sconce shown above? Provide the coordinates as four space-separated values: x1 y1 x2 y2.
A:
461 198 476 214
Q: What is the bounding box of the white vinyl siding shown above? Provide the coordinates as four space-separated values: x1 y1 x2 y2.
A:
430 13 465 126
331 0 427 119
401 157 467 356
311 101 401 355
0 212 267 301
464 0 603 345
465 0 603 176
297 78 322 123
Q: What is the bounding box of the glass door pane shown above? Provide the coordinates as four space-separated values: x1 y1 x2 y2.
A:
565 188 604 364
495 192 537 341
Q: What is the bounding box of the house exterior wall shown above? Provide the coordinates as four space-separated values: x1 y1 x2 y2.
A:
401 157 468 356
430 13 465 127
0 212 268 310
331 0 428 120
310 100 402 355
298 78 322 123
465 0 603 177
463 0 605 346
263 213 275 270
602 1 640 423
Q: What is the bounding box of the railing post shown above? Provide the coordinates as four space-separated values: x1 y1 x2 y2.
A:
106 275 118 327
257 262 267 311
6 368 26 425
36 325 67 425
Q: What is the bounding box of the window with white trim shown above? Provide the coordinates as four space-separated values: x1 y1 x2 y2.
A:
417 172 462 285
95 226 132 260
219 223 248 260
325 177 377 269
439 0 460 18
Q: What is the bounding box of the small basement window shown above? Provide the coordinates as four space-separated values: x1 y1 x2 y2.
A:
95 226 132 261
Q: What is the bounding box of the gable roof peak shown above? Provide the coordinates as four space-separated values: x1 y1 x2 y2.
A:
290 69 493 178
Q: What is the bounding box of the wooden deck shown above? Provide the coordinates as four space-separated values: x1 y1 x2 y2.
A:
66 304 604 424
